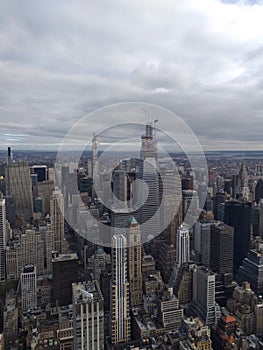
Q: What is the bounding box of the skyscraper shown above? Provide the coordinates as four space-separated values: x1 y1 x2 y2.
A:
72 280 104 350
112 170 129 209
176 224 190 268
50 187 66 254
21 264 37 312
127 216 143 307
169 224 190 286
194 220 214 267
191 266 217 326
237 241 263 296
5 161 33 222
52 252 78 307
236 162 250 200
210 223 234 276
0 197 7 281
18 229 45 276
224 200 251 273
259 199 263 240
110 234 130 345
139 122 160 242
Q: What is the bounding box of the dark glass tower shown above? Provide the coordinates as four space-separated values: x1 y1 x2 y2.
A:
210 223 234 276
223 200 251 274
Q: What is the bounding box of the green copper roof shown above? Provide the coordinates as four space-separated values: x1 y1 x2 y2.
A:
128 216 138 225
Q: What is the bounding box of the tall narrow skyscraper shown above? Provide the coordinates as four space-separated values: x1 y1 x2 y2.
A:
110 234 130 345
127 216 143 307
139 122 160 242
169 224 190 287
50 187 66 254
0 197 7 280
176 224 190 267
92 133 98 176
5 161 33 222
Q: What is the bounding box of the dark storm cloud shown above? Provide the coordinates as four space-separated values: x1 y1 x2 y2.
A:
0 0 263 150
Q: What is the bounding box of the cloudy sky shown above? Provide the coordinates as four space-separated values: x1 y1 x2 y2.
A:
0 0 263 151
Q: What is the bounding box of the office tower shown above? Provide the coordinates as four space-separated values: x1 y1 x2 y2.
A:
169 224 190 286
45 224 55 274
0 176 5 196
237 241 263 296
182 189 199 218
192 266 217 326
159 168 181 232
50 187 66 254
260 199 263 240
31 165 48 182
213 192 227 220
18 229 45 276
127 216 143 306
7 146 13 166
52 252 78 307
34 180 54 215
194 221 213 267
176 224 190 268
236 162 250 200
210 223 234 276
20 264 37 312
5 161 33 221
92 133 98 175
5 195 15 226
112 170 128 209
139 122 160 242
255 179 263 204
157 242 176 284
110 234 130 345
72 281 104 350
167 200 183 247
0 197 7 280
224 200 252 273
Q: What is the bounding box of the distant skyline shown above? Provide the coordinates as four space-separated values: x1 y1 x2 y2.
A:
1 0 263 150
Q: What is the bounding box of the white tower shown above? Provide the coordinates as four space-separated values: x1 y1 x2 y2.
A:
176 224 190 267
21 264 37 312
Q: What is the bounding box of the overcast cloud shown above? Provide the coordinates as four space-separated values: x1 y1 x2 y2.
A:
0 0 263 150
